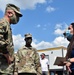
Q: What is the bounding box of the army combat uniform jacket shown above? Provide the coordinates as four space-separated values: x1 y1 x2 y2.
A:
16 46 42 75
0 18 14 55
0 18 14 74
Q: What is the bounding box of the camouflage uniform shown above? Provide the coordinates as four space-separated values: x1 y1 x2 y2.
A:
0 18 14 75
0 4 22 75
15 33 42 75
0 17 14 55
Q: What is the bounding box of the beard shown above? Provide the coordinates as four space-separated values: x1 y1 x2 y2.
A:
9 14 19 24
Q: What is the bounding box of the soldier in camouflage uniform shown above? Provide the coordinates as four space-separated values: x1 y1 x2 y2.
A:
16 33 42 75
0 4 22 75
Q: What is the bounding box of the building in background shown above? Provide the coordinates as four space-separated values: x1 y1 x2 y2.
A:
37 46 67 75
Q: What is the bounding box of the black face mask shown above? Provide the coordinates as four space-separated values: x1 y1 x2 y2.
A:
25 38 32 44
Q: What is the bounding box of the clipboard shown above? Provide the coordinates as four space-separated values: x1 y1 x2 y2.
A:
54 57 66 65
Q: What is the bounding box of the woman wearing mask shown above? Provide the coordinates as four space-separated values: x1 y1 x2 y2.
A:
63 23 74 75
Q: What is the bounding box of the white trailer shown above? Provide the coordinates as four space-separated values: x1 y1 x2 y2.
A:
37 46 67 75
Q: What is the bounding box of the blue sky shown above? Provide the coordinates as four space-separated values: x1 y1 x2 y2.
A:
0 0 73 52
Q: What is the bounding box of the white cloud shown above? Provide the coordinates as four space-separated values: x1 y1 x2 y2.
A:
36 24 48 30
35 41 53 49
46 6 55 13
0 0 46 12
54 28 64 35
13 34 24 52
54 23 68 35
13 34 69 52
55 24 62 29
37 24 41 28
55 23 68 29
53 36 69 47
48 0 53 3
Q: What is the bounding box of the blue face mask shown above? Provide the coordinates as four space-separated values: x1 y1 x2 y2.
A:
63 30 73 41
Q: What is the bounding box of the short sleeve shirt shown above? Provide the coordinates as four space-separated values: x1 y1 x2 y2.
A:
40 58 49 71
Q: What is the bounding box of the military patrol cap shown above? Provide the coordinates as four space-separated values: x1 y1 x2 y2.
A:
25 33 32 39
6 3 22 17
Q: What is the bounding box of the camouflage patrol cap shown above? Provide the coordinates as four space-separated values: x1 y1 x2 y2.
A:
6 3 22 17
25 33 32 39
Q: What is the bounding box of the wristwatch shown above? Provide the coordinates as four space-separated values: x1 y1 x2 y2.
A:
67 58 71 62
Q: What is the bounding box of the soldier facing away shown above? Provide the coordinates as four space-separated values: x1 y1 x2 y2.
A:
15 33 42 75
0 3 22 75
